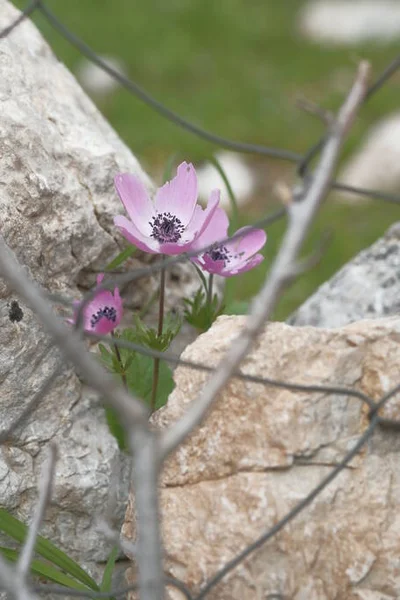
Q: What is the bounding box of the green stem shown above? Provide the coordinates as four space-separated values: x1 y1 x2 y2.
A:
207 273 214 309
111 332 127 389
150 258 166 412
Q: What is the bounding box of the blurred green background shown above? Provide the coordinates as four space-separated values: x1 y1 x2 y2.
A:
15 0 400 319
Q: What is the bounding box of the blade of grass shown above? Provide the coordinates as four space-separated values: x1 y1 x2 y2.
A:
208 155 239 233
0 509 99 590
105 246 136 271
100 546 118 594
0 547 90 591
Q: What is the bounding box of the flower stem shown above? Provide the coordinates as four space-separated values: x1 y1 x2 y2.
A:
150 258 166 412
207 273 214 309
111 332 127 389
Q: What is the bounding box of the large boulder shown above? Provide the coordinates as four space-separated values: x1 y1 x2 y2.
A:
123 315 400 600
0 0 197 573
289 222 400 328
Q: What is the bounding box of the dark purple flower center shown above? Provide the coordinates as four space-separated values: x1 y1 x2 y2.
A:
207 244 232 265
90 305 117 328
150 212 184 244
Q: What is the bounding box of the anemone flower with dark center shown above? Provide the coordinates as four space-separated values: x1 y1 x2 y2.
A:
68 274 123 335
191 208 267 277
113 161 221 255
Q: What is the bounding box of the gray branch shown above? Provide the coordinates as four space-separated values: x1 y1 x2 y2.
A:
159 60 371 459
17 445 57 579
0 241 149 431
0 243 163 600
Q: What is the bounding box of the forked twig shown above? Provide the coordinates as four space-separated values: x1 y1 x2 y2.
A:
159 61 371 458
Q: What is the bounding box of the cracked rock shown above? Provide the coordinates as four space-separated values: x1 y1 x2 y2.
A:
289 222 400 328
0 0 198 574
123 315 400 599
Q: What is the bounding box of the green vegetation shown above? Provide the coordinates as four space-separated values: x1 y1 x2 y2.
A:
15 0 400 317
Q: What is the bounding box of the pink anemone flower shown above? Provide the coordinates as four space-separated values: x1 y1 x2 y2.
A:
114 161 221 255
68 274 123 335
191 209 267 277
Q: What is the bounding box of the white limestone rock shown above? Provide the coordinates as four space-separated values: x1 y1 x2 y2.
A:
299 0 400 45
123 315 400 599
338 115 400 201
0 0 195 573
290 222 400 328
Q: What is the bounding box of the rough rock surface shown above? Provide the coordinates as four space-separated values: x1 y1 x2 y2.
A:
290 222 400 328
0 0 197 572
338 115 400 201
299 0 400 45
123 315 400 600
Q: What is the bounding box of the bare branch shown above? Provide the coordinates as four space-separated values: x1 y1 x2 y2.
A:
129 428 164 600
0 239 166 599
0 558 38 600
0 239 149 430
159 61 371 459
96 519 137 558
18 445 57 578
0 0 40 39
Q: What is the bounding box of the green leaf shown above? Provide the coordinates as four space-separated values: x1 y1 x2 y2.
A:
0 547 90 591
100 328 175 448
104 246 136 271
100 546 119 595
105 405 128 452
0 510 99 591
125 350 174 411
131 315 181 352
183 288 223 331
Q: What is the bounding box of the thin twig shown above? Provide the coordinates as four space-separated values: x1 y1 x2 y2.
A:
195 414 379 599
87 332 377 410
129 428 164 600
0 0 40 39
37 1 301 164
18 445 57 578
0 556 38 600
159 61 371 459
0 239 149 429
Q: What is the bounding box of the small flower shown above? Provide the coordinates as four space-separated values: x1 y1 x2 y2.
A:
114 161 221 255
192 209 267 277
68 274 123 335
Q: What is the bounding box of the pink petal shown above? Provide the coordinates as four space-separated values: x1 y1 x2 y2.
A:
114 215 159 254
154 162 198 226
235 227 267 259
96 273 105 285
221 253 265 277
158 240 197 255
112 287 123 322
186 189 220 242
190 203 228 251
226 226 266 257
114 173 154 235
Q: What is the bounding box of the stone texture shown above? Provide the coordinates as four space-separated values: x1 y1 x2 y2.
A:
290 222 400 328
123 315 400 600
299 1 400 45
338 115 400 201
0 0 197 573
